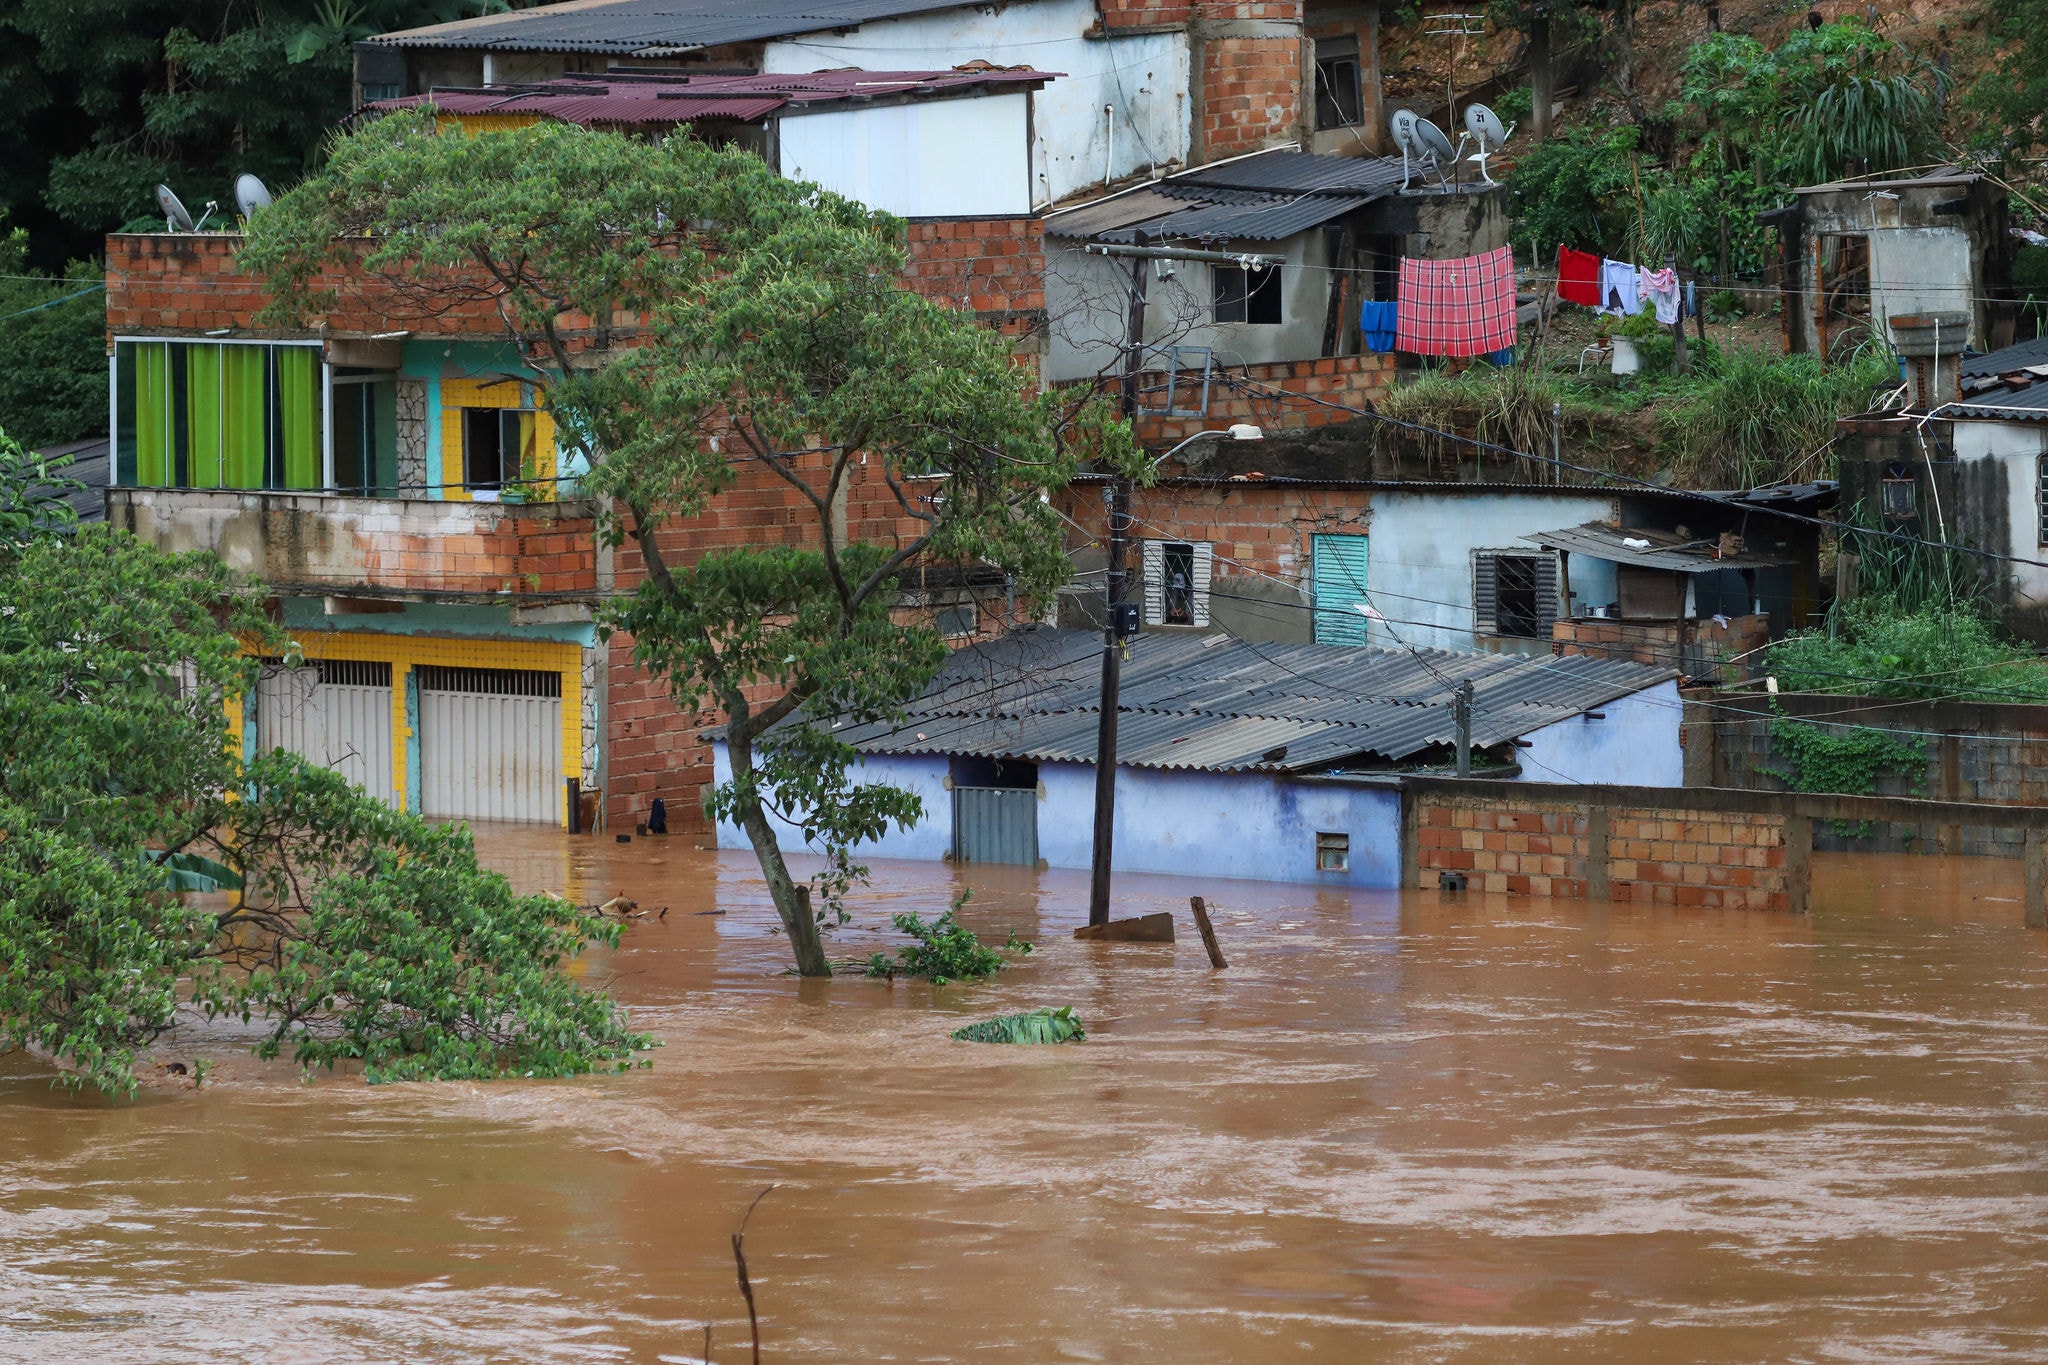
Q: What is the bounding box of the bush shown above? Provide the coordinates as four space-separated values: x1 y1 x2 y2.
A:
865 901 1029 984
1663 343 1895 488
1504 123 1642 262
0 227 107 447
1767 596 2048 702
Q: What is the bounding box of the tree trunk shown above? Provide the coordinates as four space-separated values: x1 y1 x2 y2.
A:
1529 6 1552 142
1610 0 1649 127
734 789 832 977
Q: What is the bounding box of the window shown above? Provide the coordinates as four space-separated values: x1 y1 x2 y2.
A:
1311 534 1371 645
1473 551 1561 640
1141 540 1212 626
115 340 323 491
332 369 398 496
936 601 977 637
463 408 538 491
1314 38 1363 130
1317 831 1351 873
1214 266 1283 325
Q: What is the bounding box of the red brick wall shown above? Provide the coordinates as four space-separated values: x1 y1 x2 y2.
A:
901 218 1046 327
1198 35 1303 161
1131 352 1396 447
1061 478 1370 597
1413 793 1793 911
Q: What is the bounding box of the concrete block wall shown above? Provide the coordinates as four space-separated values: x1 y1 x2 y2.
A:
1413 794 1794 911
1131 353 1397 447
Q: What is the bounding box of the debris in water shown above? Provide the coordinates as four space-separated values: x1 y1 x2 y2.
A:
951 1006 1086 1045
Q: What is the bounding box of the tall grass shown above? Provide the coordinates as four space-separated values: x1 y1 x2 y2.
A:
1376 363 1575 475
1663 343 1895 489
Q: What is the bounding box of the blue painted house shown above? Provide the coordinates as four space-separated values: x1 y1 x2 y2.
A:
710 625 1680 888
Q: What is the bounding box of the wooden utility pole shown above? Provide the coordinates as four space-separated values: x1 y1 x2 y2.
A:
1667 253 1691 376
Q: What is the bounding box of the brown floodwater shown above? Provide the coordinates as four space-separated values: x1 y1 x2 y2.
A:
5 832 2048 1362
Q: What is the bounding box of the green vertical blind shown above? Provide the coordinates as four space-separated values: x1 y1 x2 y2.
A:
116 340 322 490
1311 533 1372 646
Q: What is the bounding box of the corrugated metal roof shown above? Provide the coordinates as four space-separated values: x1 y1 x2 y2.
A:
1949 335 2048 419
1047 149 1415 246
812 625 1674 772
1961 336 2048 378
1093 194 1371 243
1169 150 1411 197
375 69 1050 126
36 437 108 524
1523 522 1796 572
369 0 977 55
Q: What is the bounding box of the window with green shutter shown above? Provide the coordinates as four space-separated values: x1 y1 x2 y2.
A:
115 340 324 491
1311 533 1371 645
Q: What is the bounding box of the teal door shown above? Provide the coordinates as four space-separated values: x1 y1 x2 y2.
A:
1312 534 1372 645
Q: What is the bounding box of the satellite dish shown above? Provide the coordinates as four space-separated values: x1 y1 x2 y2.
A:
1463 103 1515 185
234 173 273 219
1413 118 1457 189
1391 108 1421 189
156 184 195 233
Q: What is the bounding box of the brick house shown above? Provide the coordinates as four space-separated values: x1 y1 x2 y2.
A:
106 73 1052 835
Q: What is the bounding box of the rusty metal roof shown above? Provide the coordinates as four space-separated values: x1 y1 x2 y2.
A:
368 0 980 56
1523 522 1797 573
373 69 1053 126
816 625 1674 772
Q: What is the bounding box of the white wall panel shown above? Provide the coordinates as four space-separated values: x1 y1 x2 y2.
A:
779 93 1031 217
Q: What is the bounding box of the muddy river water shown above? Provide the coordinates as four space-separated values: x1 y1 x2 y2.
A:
6 831 2048 1362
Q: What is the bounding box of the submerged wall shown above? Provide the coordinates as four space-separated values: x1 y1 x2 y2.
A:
710 745 1404 888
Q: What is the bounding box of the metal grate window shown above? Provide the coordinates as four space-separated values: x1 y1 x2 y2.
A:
1473 551 1561 640
415 665 561 697
261 658 392 688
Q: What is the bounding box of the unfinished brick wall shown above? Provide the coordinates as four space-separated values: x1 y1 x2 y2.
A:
1412 792 1795 911
1198 35 1302 161
901 218 1046 327
1551 613 1768 674
1131 353 1396 447
1063 477 1369 590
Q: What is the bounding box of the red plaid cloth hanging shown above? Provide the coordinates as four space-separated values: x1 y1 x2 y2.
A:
1395 246 1518 357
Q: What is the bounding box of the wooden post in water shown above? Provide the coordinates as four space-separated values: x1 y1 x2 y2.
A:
1189 897 1228 969
2026 828 2048 930
1783 814 1813 915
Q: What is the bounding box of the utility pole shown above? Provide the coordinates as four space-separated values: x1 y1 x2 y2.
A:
1080 238 1284 926
1454 679 1475 777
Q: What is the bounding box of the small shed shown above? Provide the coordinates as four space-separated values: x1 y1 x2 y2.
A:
708 625 1680 887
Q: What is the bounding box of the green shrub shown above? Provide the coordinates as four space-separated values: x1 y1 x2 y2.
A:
1663 343 1894 487
951 1006 1086 1045
1768 596 2048 701
865 901 1029 984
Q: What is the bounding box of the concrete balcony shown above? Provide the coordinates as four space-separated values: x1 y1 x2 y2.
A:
107 488 608 609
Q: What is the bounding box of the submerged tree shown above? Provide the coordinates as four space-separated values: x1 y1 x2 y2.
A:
246 110 1135 977
0 443 647 1093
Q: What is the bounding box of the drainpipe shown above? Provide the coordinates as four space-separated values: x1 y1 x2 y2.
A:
1103 103 1115 188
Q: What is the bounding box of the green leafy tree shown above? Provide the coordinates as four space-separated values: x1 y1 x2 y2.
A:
0 457 646 1093
0 224 106 445
243 111 1134 977
1971 0 2048 156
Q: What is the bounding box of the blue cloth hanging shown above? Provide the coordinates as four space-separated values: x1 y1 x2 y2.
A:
1359 300 1399 353
1486 347 1515 366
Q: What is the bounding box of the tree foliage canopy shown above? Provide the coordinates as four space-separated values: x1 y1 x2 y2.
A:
246 111 1137 976
0 447 647 1093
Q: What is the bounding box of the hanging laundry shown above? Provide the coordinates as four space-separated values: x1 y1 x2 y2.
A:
1556 245 1601 307
1358 300 1399 354
1598 259 1641 316
1395 246 1517 358
1640 266 1680 325
1486 347 1516 366
1685 279 1698 318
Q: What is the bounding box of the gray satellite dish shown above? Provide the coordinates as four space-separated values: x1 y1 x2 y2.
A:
1414 117 1457 188
1463 103 1514 185
234 173 273 219
156 184 195 232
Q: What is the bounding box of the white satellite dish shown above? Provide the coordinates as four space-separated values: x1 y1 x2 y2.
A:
234 173 273 219
156 184 195 232
1391 108 1421 189
1413 117 1457 188
1463 103 1515 185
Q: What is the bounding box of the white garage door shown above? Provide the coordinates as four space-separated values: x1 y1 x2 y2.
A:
417 665 562 825
256 660 396 804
